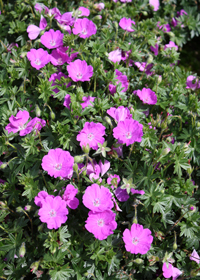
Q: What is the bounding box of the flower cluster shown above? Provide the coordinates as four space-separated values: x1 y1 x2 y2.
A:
5 110 46 136
83 184 117 240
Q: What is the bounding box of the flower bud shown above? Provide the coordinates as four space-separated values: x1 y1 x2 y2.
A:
73 163 79 174
82 144 90 154
30 260 40 273
147 54 153 64
133 258 144 264
187 166 193 175
16 206 23 213
189 205 196 212
35 105 41 117
0 163 7 169
92 15 102 21
24 205 32 212
104 116 113 127
142 11 148 16
161 148 170 156
157 75 162 84
168 31 175 37
173 241 177 250
0 201 6 207
20 52 27 58
132 217 138 224
161 120 167 129
50 111 55 120
19 242 26 258
74 156 84 163
38 224 44 232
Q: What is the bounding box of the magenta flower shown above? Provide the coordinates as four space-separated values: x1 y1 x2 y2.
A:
150 43 159 56
50 49 69 66
134 62 154 76
86 160 110 181
123 223 153 254
108 49 122 63
63 94 71 109
67 59 93 82
113 119 143 146
27 15 47 40
38 196 68 229
62 184 79 209
7 43 18 53
177 9 188 16
186 75 200 90
109 70 129 94
85 210 117 240
20 117 46 136
50 46 78 66
94 3 105 11
49 72 71 94
83 184 114 212
41 148 74 179
45 7 61 19
162 263 182 280
34 191 53 207
149 0 159 11
56 12 75 26
157 22 171 32
40 29 63 49
27 48 51 70
130 189 145 195
113 142 123 158
34 3 47 13
107 106 132 122
76 122 106 150
164 41 178 51
190 249 200 264
115 187 129 202
73 18 97 39
119 17 135 32
78 7 90 16
5 110 30 135
81 96 95 109
135 88 157 105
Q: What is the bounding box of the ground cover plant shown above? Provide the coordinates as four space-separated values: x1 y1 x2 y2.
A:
1 0 200 279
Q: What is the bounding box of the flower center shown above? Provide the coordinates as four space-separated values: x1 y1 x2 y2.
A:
76 72 83 79
50 39 56 46
144 97 149 103
132 237 139 245
54 163 62 170
82 28 87 35
49 209 56 217
87 133 94 140
35 58 41 65
18 123 25 130
93 198 100 207
125 132 132 139
97 218 104 227
57 58 63 64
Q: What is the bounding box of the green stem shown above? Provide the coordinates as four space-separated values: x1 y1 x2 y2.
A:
6 141 17 150
22 209 33 237
128 143 134 158
165 210 190 236
0 225 8 233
